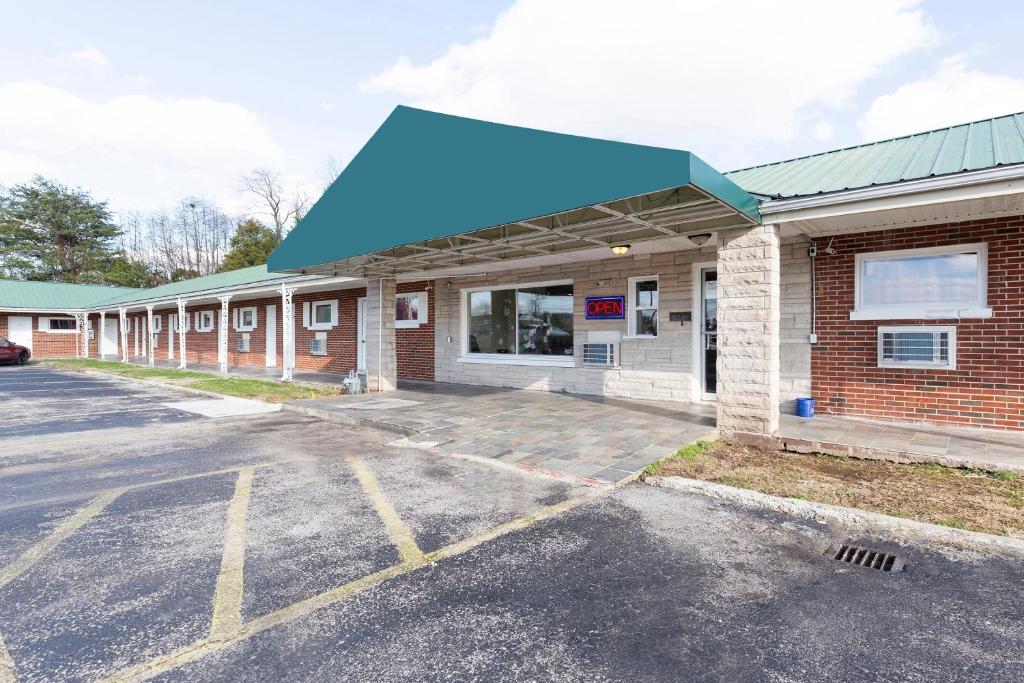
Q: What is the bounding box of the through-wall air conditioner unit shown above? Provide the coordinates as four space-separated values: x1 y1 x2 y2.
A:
310 335 326 355
583 330 621 367
236 333 250 353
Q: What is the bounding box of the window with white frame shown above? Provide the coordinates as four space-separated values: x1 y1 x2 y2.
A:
234 306 257 332
878 326 956 370
305 300 338 330
627 275 659 337
465 282 574 359
152 315 162 333
396 291 428 328
196 310 215 332
46 317 77 332
854 244 989 320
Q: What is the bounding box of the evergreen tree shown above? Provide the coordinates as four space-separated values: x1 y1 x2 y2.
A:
0 176 120 283
219 218 280 272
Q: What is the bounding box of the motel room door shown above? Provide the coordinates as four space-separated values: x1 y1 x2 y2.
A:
700 268 718 400
357 297 367 371
103 317 119 357
8 316 32 352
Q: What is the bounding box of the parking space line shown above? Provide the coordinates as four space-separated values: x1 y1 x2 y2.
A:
0 630 16 683
348 456 423 563
0 490 121 592
102 493 594 683
209 467 255 641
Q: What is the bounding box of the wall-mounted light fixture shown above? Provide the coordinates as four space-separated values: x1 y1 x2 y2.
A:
688 233 712 247
610 244 631 256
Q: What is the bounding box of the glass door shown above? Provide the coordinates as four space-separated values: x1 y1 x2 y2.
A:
701 268 717 399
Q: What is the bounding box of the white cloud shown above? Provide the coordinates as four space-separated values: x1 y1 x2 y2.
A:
64 46 110 67
361 0 938 168
860 55 1024 140
0 81 295 215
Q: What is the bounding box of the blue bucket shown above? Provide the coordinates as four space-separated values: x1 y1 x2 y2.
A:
795 397 815 418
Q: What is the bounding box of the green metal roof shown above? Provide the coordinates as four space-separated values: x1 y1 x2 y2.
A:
726 112 1024 199
93 265 301 308
270 106 759 273
0 280 139 311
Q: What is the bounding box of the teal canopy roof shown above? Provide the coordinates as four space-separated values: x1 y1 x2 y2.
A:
727 111 1024 199
270 106 759 274
0 280 138 311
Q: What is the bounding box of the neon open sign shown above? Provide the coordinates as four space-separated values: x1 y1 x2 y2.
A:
585 296 625 320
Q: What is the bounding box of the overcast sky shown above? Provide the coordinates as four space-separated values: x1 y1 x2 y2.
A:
2 0 1024 219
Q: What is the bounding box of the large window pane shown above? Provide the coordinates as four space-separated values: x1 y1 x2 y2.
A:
517 285 574 355
468 289 516 353
862 252 979 306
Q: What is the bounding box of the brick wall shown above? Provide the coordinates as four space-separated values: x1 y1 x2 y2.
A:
396 281 435 381
293 288 365 373
0 313 97 359
813 216 1024 430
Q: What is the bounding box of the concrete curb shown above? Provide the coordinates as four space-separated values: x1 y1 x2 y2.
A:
732 431 1024 475
648 475 1024 557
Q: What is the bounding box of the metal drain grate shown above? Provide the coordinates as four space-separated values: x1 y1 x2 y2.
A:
829 544 906 572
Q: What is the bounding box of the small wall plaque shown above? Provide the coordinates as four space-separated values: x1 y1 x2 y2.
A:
669 311 692 323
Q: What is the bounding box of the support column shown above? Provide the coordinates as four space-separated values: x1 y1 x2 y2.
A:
177 298 188 369
141 316 148 358
146 306 155 368
99 311 106 359
119 308 129 363
218 296 231 375
365 277 397 392
716 224 781 435
280 285 295 381
75 312 88 358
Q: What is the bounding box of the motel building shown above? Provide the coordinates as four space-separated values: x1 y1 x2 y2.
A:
3 106 1024 437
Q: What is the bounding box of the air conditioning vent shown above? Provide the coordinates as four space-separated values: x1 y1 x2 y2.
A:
310 336 326 355
236 334 250 353
583 342 616 367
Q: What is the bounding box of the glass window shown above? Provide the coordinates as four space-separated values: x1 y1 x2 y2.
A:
516 284 574 356
314 303 332 324
467 284 574 356
856 245 987 316
241 309 254 327
48 318 76 331
396 294 419 322
628 276 658 336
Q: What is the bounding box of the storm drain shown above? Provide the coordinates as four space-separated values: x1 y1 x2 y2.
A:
828 544 906 572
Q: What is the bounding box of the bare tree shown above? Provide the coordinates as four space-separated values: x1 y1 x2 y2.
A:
240 168 307 239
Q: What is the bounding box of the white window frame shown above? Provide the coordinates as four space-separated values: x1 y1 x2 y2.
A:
626 275 659 338
152 315 162 333
235 306 258 332
42 316 78 334
852 243 990 320
459 278 575 368
310 300 338 331
196 310 215 333
396 291 429 329
877 325 957 370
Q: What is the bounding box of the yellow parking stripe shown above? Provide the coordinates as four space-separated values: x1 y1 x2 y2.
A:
103 494 592 683
208 467 256 640
0 490 121 592
348 457 423 563
0 630 16 683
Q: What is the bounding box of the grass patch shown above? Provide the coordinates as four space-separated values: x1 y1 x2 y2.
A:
653 439 1024 538
190 378 332 403
46 358 337 403
643 439 716 476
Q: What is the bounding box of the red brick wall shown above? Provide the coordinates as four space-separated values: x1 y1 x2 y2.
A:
813 216 1024 430
0 313 96 359
396 281 435 381
293 288 365 373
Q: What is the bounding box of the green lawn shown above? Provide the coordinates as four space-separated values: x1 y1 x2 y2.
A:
45 358 338 403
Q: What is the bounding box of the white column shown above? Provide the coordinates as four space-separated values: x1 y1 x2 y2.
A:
99 311 107 359
218 295 231 374
365 278 397 392
177 298 188 369
141 315 148 358
146 306 155 367
716 224 781 435
119 308 129 363
280 284 295 381
76 312 88 358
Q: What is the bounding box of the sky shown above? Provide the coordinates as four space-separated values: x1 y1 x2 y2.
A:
2 0 1024 221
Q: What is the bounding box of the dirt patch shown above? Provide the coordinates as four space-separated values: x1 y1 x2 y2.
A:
652 440 1024 538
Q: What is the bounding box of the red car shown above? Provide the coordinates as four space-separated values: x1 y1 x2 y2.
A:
0 338 31 365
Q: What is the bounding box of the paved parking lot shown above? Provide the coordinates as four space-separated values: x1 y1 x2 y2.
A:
1 365 1023 681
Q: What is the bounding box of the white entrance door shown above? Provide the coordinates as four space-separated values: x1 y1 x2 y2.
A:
102 318 119 357
167 314 176 360
265 304 277 367
357 297 367 371
9 316 32 351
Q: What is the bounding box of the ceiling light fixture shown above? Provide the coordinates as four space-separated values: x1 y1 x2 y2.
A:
688 233 712 247
610 244 631 256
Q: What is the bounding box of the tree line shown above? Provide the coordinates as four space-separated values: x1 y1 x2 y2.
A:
0 168 317 288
